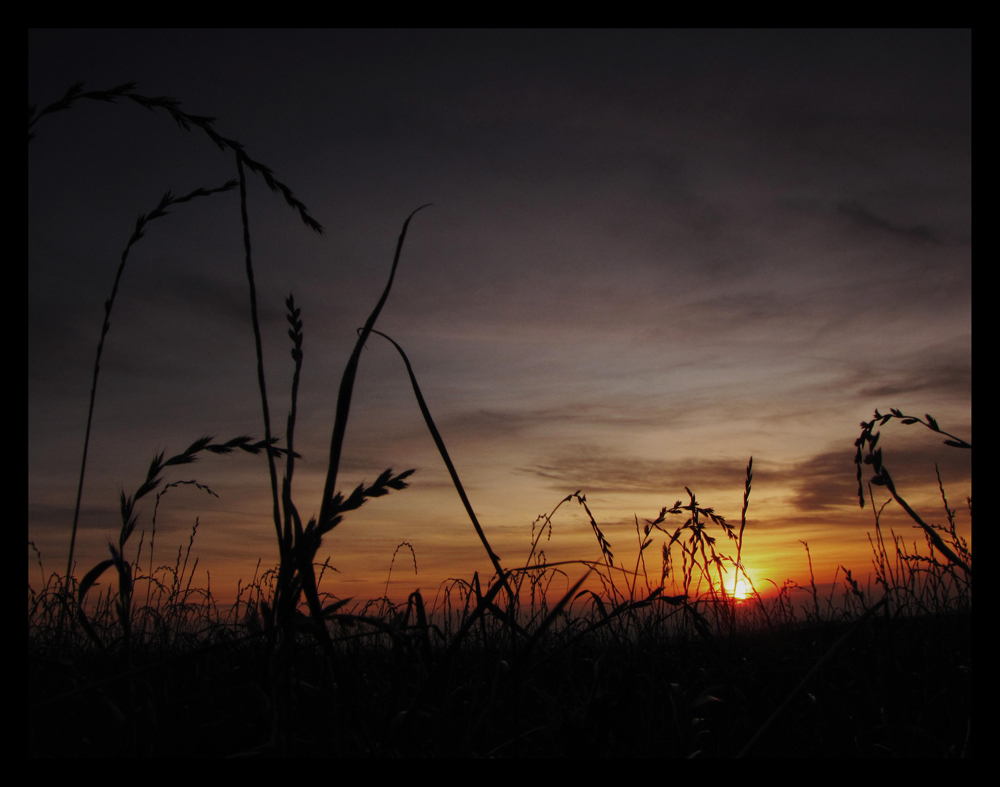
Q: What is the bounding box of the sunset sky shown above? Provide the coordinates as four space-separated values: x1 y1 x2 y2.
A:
28 30 971 609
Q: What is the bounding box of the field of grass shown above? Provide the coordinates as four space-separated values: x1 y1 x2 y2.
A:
28 83 972 758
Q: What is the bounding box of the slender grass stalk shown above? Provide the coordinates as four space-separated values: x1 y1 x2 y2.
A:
282 294 304 549
245 209 426 752
145 480 219 613
32 80 325 595
64 181 238 586
568 492 617 603
648 486 738 603
236 155 283 558
29 81 323 233
271 206 428 656
368 328 514 605
317 205 430 533
855 409 972 577
76 436 287 619
733 456 752 598
799 540 820 621
273 295 305 634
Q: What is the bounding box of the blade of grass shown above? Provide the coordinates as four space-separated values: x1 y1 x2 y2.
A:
368 328 514 606
65 180 237 584
317 205 430 532
237 155 284 558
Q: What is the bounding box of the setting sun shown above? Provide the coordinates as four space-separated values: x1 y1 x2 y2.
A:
730 577 751 601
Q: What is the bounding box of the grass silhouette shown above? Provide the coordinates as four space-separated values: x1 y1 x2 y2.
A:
28 82 971 758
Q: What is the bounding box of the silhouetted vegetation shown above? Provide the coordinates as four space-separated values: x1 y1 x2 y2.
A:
29 83 971 758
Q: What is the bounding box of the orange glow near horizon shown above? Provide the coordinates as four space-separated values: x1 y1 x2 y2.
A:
30 449 973 614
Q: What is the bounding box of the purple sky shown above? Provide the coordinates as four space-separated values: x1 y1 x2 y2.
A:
29 30 971 606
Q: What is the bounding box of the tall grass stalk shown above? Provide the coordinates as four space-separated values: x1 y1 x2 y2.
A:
369 328 514 605
30 81 322 610
61 182 237 587
855 408 971 577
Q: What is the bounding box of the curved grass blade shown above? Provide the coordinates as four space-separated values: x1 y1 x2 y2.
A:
77 559 115 603
289 207 429 714
318 205 431 532
369 328 514 605
65 180 239 583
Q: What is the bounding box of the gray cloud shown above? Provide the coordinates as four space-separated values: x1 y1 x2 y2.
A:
844 348 972 402
521 448 752 496
792 434 971 514
838 201 945 245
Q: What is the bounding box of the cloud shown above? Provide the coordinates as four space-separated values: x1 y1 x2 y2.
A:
520 447 750 496
845 349 972 402
791 435 971 514
838 201 944 245
441 400 687 441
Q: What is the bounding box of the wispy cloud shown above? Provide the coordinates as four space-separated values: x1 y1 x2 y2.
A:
791 436 971 514
838 201 948 245
521 448 751 495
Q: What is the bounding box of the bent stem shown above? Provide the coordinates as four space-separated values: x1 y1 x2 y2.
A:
318 204 431 532
250 207 428 671
855 409 972 578
286 206 430 638
369 328 514 605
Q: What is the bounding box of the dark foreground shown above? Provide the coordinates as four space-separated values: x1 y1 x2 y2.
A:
29 603 971 758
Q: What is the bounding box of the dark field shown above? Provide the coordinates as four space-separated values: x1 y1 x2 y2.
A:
28 571 972 758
